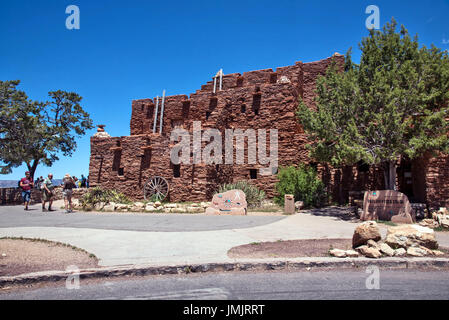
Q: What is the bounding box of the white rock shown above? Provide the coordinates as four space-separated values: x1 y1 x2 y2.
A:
379 243 395 257
329 249 347 258
164 203 177 208
407 246 429 257
145 205 156 212
345 250 359 257
394 248 407 256
186 206 204 213
154 201 162 208
1 253 6 257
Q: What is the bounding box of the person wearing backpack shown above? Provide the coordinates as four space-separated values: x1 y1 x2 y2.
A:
62 174 76 213
19 171 34 211
41 173 55 212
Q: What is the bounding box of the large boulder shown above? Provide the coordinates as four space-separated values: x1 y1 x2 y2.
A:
385 224 438 249
352 221 381 248
205 189 247 215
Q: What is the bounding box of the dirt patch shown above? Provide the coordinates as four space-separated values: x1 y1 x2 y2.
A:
228 239 449 259
228 239 353 258
0 238 99 277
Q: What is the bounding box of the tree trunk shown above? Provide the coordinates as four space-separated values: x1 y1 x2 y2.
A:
26 159 39 180
383 160 397 190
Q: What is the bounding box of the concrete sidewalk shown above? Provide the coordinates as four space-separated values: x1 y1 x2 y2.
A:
0 210 359 266
1 206 449 267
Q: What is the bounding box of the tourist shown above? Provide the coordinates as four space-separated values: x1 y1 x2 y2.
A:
41 173 55 212
19 171 34 210
72 176 79 188
62 174 76 213
80 174 87 188
86 175 90 188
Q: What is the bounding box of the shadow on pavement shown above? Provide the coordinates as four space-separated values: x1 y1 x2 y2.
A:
303 206 360 222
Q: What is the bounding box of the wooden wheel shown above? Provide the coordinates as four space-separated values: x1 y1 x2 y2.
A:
144 176 169 201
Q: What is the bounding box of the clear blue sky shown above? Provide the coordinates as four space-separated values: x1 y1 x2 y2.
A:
1 0 448 180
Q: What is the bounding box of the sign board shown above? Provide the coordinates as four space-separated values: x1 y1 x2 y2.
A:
361 190 414 223
205 189 247 215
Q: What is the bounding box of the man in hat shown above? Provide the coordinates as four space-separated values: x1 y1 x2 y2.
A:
42 173 55 212
19 171 34 210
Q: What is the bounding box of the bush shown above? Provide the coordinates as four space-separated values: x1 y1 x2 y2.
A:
274 165 327 208
217 180 265 208
80 187 132 209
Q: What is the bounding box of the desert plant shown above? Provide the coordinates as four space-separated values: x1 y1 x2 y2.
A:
217 180 265 208
274 165 327 208
80 187 132 209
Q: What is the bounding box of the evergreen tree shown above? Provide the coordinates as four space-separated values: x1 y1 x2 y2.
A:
297 18 449 190
0 80 94 178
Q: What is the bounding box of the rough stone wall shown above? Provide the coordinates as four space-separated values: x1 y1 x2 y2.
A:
89 53 449 206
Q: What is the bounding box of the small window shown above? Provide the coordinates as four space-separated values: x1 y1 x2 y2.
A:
118 168 124 176
270 73 277 84
173 164 181 178
241 104 246 113
182 101 190 118
250 169 257 179
206 111 211 120
252 94 261 115
146 106 154 119
236 76 244 87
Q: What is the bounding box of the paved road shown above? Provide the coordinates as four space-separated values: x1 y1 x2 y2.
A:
2 269 449 300
0 204 284 232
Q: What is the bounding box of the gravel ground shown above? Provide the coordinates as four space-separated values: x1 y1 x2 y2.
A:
227 239 449 259
0 239 99 277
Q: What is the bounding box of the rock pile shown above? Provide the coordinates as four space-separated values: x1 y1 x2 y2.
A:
419 207 449 229
74 201 210 213
330 221 445 258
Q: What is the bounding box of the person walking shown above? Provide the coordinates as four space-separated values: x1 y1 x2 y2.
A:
62 174 76 213
19 171 34 210
80 174 87 188
41 173 55 212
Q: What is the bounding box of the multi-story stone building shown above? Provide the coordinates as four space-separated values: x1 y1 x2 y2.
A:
88 53 449 208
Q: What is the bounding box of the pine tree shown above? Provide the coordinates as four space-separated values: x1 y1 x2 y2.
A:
297 18 449 190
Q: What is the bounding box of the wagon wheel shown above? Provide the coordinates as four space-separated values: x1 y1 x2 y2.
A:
144 176 169 201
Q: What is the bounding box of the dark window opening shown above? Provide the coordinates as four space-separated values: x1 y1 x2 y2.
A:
118 168 124 176
250 169 257 179
357 161 370 173
146 106 154 119
182 101 190 118
252 94 261 115
116 140 121 147
270 73 277 84
209 97 218 111
141 105 144 111
241 104 246 113
173 164 181 178
206 111 211 120
236 77 244 87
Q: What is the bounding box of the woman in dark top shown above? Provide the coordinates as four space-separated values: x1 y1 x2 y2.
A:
63 174 76 213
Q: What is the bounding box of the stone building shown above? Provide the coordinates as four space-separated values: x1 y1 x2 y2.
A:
88 53 449 208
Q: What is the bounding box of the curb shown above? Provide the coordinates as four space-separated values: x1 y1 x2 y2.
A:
2 257 449 287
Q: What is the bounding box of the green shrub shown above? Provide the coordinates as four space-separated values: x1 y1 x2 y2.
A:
217 180 265 208
80 187 132 209
274 165 327 208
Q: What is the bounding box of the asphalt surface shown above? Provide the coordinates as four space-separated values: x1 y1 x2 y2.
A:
0 204 284 232
2 269 449 300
